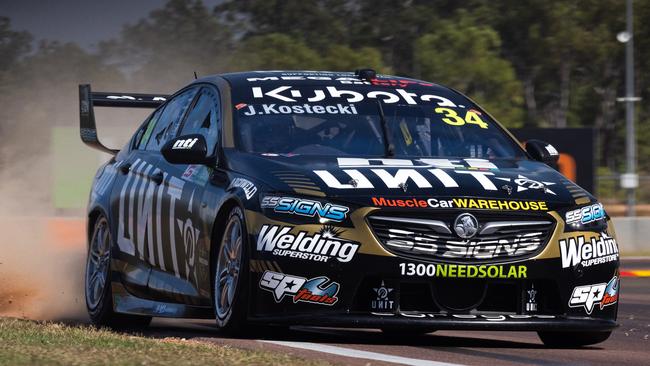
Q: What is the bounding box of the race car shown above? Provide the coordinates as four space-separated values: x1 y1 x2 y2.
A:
80 69 619 347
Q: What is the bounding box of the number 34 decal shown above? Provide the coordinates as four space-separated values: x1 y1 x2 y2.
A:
434 107 488 129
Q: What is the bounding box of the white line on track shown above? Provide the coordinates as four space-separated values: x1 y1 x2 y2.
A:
259 340 463 366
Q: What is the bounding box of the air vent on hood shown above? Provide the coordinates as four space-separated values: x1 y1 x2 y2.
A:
273 171 326 197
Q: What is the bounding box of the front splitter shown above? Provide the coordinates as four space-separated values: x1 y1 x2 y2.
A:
250 312 618 332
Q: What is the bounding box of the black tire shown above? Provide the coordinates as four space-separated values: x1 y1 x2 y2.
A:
85 215 152 329
537 331 612 348
212 207 249 334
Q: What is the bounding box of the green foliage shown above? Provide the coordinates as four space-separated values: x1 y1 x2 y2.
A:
4 0 650 204
0 16 32 71
0 16 33 154
218 0 351 52
0 40 123 161
233 33 388 73
414 12 523 127
322 45 388 73
234 33 322 70
102 0 232 90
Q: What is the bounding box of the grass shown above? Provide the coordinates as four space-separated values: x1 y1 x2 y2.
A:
0 318 330 366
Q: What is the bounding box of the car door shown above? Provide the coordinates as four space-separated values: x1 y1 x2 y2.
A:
107 105 167 293
110 87 199 295
156 86 222 303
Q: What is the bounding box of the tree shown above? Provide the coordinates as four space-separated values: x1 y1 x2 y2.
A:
414 12 524 127
322 45 388 72
0 17 33 157
233 33 388 73
0 16 32 72
232 33 322 70
217 0 352 52
103 0 232 92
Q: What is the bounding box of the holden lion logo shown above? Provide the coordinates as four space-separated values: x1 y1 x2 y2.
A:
454 213 479 239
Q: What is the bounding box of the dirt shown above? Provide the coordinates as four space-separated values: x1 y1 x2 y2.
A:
0 218 88 321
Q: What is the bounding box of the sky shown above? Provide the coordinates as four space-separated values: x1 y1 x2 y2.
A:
1 0 222 50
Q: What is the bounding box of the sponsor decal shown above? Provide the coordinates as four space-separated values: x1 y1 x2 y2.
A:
545 144 559 156
241 103 358 116
601 276 619 309
389 227 543 260
494 174 556 195
261 196 349 222
251 85 459 106
372 311 558 321
399 262 527 279
526 285 538 312
106 94 166 102
371 281 396 311
247 75 365 83
314 158 558 195
371 197 549 211
259 270 339 306
181 164 209 185
565 203 606 225
246 75 435 88
370 78 435 88
336 157 498 170
559 232 619 268
569 276 619 314
115 158 199 279
228 177 257 200
257 225 359 263
177 215 200 276
172 137 198 150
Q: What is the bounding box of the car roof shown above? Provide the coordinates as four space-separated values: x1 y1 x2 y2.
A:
194 70 448 91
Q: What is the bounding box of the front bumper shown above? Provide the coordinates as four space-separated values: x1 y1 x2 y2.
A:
246 207 620 332
248 251 620 331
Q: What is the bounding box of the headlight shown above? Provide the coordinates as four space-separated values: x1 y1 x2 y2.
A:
563 202 608 232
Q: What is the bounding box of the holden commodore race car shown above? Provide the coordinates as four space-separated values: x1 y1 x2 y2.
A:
79 69 619 347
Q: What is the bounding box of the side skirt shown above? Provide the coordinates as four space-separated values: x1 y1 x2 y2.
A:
111 281 213 319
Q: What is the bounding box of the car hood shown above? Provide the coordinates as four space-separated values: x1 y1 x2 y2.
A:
225 150 592 208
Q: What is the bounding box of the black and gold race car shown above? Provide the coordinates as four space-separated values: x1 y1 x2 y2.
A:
80 69 619 347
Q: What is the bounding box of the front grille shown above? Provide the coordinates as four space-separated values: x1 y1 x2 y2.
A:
368 213 555 263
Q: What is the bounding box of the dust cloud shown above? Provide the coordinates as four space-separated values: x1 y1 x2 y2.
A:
0 76 162 323
0 216 87 321
0 1 206 323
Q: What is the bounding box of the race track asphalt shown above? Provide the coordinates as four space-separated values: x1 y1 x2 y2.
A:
142 261 650 366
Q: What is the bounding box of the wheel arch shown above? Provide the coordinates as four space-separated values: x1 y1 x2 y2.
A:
87 205 110 248
209 197 245 291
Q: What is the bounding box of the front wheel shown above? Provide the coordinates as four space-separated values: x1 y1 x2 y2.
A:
85 215 151 329
537 331 612 348
213 207 249 333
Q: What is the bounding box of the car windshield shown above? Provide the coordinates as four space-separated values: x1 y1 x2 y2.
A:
233 85 526 159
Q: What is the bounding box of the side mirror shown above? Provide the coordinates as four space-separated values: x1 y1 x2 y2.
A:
161 134 214 165
525 139 559 164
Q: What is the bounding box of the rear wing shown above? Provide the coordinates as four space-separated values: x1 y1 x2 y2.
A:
79 84 169 154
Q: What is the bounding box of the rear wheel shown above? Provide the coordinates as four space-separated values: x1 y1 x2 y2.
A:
213 207 249 333
537 331 612 348
85 215 151 329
